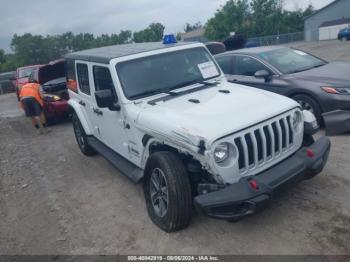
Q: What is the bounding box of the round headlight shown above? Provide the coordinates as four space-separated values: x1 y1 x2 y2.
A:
292 111 302 131
214 143 229 163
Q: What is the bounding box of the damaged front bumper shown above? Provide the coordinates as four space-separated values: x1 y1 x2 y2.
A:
194 136 331 221
323 110 350 136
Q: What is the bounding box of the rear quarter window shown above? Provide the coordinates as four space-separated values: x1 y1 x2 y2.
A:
76 63 90 95
66 59 78 93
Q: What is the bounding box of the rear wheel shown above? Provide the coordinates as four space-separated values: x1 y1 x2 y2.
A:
292 94 322 125
71 112 96 156
144 151 192 232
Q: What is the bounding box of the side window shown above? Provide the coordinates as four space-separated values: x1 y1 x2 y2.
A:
234 56 270 76
216 56 232 74
93 66 115 92
76 63 90 95
66 59 77 93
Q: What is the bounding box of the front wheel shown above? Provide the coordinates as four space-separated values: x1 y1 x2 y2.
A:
144 152 192 232
71 112 96 156
292 94 322 125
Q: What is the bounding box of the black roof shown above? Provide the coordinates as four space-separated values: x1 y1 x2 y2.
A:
65 42 196 64
320 17 350 28
215 46 285 56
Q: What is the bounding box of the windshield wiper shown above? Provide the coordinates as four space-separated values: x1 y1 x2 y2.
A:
148 80 220 105
290 63 326 74
131 79 220 101
312 63 326 69
129 88 171 100
166 80 219 95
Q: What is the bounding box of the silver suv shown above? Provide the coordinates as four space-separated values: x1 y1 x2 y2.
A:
65 41 330 232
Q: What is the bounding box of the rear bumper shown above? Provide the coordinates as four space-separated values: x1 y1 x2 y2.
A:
323 110 350 136
194 136 331 220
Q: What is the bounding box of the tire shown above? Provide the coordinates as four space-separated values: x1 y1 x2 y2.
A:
292 94 322 125
143 151 192 232
342 37 348 42
71 112 97 156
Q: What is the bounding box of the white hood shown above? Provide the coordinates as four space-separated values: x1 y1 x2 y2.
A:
134 81 299 147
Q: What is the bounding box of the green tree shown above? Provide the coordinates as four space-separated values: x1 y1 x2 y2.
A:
184 22 202 32
118 30 132 44
205 0 314 41
176 32 182 41
250 0 283 36
303 5 314 17
0 49 5 64
205 0 251 41
0 53 21 72
133 23 165 43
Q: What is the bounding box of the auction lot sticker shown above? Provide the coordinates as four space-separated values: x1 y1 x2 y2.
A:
198 61 219 79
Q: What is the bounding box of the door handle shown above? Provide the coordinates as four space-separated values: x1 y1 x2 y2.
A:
232 79 238 82
93 108 103 116
79 100 86 106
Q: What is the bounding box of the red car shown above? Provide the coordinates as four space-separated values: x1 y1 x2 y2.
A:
14 64 43 100
28 59 69 124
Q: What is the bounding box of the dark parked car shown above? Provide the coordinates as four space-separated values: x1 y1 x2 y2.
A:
0 71 16 94
338 27 350 41
215 46 350 132
205 42 226 55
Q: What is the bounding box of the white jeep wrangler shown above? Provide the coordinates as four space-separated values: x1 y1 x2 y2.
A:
65 40 331 232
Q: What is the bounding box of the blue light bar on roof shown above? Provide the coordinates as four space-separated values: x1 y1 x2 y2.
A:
163 34 177 44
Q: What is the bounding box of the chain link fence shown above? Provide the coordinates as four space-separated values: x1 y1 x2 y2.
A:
247 31 304 46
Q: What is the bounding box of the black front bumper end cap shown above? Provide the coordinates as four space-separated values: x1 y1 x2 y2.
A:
194 136 331 221
323 110 350 136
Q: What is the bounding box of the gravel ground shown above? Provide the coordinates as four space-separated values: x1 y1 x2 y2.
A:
1 41 350 255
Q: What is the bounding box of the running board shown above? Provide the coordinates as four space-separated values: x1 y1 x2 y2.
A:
87 136 143 183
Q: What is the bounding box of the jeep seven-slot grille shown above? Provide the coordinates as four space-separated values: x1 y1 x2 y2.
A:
234 115 294 172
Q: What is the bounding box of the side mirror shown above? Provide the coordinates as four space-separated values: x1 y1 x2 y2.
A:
255 70 271 82
95 89 120 111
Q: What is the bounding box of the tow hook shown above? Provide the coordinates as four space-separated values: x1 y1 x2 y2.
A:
197 183 225 195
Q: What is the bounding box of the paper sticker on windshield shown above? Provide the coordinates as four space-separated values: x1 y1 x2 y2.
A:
294 50 307 56
198 61 219 79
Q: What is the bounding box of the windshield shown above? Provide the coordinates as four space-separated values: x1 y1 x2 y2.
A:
258 48 326 74
19 68 35 78
116 47 220 100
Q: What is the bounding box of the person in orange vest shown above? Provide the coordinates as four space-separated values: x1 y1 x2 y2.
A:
19 78 50 134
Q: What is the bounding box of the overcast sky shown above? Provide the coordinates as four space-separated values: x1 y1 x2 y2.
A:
0 0 334 52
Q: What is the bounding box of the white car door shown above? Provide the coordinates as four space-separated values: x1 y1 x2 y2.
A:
89 64 129 158
75 62 95 133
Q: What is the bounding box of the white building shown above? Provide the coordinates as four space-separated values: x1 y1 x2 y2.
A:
304 0 350 41
319 18 350 40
